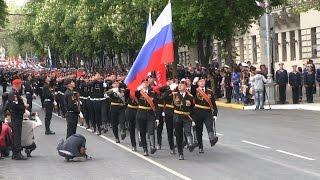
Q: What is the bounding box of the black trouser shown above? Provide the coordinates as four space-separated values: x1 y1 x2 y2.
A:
26 94 33 112
194 109 214 149
306 85 314 103
39 89 44 108
174 114 192 155
101 99 109 126
225 86 232 103
2 84 7 93
279 84 287 104
136 110 155 149
292 86 300 104
44 102 54 132
82 98 90 127
56 93 65 117
11 116 23 155
299 85 303 100
66 112 78 139
125 107 137 147
88 99 95 129
157 108 174 150
93 100 102 131
110 105 126 140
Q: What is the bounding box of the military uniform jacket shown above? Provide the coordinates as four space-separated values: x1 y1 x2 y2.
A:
171 91 194 115
24 81 34 96
64 88 80 114
192 86 218 116
91 81 105 99
289 72 301 87
135 88 158 110
43 84 55 103
7 89 26 118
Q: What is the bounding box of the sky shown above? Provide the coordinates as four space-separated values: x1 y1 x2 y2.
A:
5 0 29 7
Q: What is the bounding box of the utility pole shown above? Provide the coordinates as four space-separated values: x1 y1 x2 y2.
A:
264 0 276 104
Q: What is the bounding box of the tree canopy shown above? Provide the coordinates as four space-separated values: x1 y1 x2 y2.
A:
8 0 286 68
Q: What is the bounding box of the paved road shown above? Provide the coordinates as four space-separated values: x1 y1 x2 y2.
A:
1 97 320 180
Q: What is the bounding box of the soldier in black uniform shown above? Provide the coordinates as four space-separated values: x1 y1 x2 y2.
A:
24 75 34 112
1 71 8 93
276 63 288 104
35 74 45 108
192 77 218 153
55 77 66 118
125 88 139 151
64 79 80 138
135 79 158 156
7 78 27 160
91 75 105 135
157 81 176 154
79 77 91 129
168 79 196 160
289 65 301 104
107 81 126 143
43 76 56 135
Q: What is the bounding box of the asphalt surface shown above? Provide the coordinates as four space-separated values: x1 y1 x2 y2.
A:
1 97 320 180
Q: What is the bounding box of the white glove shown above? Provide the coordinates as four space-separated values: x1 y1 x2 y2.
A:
169 83 178 91
192 121 196 127
112 88 118 92
192 77 199 85
162 112 165 117
79 112 84 118
104 93 109 98
137 84 143 91
156 119 160 126
80 101 82 105
213 116 217 122
53 101 57 106
103 82 107 88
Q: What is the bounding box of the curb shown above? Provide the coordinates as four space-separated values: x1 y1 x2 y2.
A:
216 101 244 110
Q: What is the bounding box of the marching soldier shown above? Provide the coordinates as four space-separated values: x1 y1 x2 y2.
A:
91 74 105 135
125 88 139 151
64 79 81 138
169 79 197 160
24 75 35 112
192 77 218 153
55 77 66 118
7 78 27 160
157 80 176 154
135 79 158 156
42 76 56 135
289 65 301 104
79 77 91 129
304 65 316 103
107 81 126 143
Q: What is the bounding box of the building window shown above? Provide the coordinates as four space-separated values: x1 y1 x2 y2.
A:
274 33 279 62
298 30 302 60
290 31 296 61
252 35 257 63
282 32 287 61
239 37 244 61
311 27 317 58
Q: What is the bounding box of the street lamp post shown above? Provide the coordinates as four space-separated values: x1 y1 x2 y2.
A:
264 0 276 104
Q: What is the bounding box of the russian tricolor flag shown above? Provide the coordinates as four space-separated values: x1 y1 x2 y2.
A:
125 3 174 91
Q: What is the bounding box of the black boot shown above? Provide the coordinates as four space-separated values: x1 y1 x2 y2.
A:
25 149 32 157
209 132 219 147
45 130 55 135
132 146 137 152
143 148 149 156
187 136 196 152
97 127 102 135
179 154 184 160
150 135 157 154
12 152 28 160
115 138 120 143
199 148 204 154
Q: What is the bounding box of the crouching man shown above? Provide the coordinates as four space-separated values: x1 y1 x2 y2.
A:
57 134 90 162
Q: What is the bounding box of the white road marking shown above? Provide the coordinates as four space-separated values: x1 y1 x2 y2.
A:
216 133 223 136
276 150 316 161
241 140 271 149
32 101 192 180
